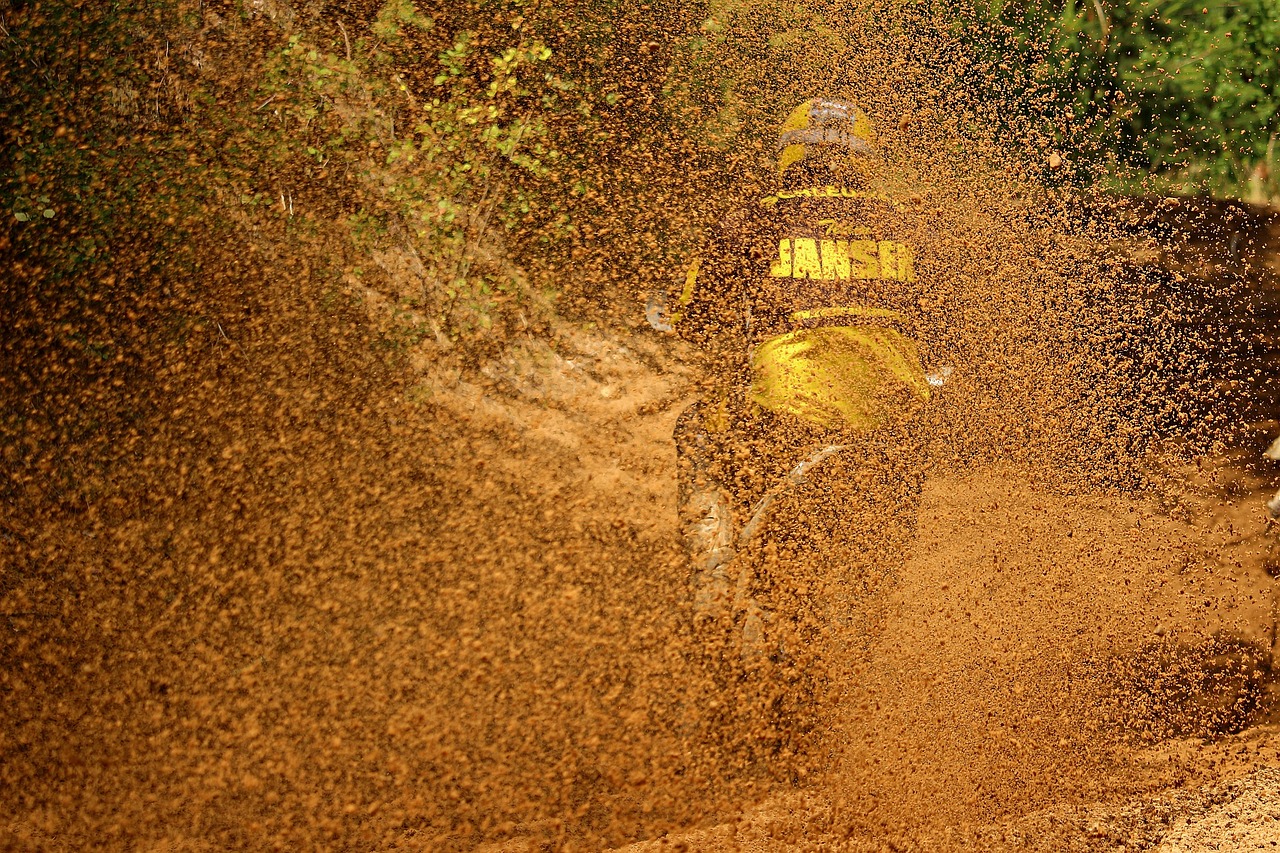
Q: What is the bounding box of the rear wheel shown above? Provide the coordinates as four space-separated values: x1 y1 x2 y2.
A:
676 423 925 776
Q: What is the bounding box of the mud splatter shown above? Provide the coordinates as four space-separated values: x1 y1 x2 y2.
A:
3 0 1280 850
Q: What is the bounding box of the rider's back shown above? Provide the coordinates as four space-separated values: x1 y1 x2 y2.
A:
678 186 934 434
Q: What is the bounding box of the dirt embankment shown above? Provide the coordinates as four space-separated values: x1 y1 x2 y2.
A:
0 259 726 849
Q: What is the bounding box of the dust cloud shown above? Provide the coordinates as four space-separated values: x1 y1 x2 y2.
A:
2 0 1280 850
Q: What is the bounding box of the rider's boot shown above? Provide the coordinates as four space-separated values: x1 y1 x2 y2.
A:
675 403 737 619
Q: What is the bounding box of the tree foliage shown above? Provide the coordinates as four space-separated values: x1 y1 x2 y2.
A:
966 0 1280 199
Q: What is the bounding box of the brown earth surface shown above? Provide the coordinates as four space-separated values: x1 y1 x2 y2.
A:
8 227 1280 849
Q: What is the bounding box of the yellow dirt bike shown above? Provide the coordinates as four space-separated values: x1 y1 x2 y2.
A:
651 290 951 764
671 388 947 773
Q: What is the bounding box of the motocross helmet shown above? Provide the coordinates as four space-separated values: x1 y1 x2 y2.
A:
776 98 877 177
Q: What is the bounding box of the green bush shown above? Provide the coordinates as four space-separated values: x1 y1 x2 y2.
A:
964 0 1280 201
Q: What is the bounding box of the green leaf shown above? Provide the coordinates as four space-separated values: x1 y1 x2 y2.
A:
42 208 55 218
14 211 29 222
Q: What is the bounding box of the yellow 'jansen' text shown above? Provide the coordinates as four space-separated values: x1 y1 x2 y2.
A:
769 237 915 282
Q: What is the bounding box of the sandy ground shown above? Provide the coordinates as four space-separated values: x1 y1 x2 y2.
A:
6 299 1280 850
6 283 1280 849
431 320 1280 851
609 434 1280 851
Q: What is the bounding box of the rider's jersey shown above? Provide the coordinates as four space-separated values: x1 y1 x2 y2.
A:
674 185 934 432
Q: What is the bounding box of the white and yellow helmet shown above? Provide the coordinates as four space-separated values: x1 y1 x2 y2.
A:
777 98 877 176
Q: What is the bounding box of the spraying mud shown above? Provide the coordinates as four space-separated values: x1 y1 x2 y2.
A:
3 0 1280 850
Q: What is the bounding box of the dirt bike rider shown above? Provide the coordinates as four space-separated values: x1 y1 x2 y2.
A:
665 98 942 633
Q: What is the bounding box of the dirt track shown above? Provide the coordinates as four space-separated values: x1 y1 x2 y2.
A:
618 462 1280 850
8 283 1280 849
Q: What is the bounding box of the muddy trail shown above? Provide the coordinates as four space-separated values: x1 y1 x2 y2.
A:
5 188 1280 852
6 1 1280 850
